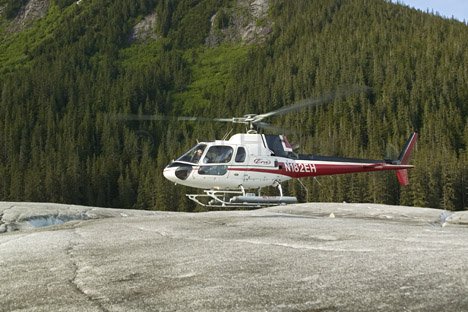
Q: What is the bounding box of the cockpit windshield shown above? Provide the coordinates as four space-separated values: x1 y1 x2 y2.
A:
176 144 207 164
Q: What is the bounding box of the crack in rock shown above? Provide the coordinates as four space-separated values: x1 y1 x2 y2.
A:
66 229 109 312
0 213 5 233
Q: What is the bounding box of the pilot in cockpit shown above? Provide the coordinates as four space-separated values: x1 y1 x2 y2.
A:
192 149 203 163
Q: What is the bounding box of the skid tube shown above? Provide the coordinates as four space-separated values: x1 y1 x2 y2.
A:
186 186 298 209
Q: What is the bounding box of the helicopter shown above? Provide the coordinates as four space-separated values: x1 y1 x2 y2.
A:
122 87 418 208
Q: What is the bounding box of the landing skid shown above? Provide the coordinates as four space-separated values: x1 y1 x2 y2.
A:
186 187 297 209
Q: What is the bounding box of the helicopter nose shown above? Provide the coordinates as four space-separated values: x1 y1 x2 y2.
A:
163 163 193 182
163 167 177 182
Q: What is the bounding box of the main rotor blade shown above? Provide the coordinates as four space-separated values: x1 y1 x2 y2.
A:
255 85 370 122
112 114 233 122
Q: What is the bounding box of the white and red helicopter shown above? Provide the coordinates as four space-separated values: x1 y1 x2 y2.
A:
158 89 418 208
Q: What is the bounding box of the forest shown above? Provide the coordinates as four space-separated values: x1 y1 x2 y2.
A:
0 0 467 211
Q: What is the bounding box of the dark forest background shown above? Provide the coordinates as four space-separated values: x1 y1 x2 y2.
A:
0 0 467 211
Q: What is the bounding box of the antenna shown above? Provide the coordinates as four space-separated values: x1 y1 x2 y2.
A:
222 128 233 140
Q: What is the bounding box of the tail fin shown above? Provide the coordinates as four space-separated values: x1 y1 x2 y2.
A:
396 132 418 186
398 132 418 165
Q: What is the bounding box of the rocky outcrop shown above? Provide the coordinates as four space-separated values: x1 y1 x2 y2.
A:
7 0 50 33
128 0 271 46
205 0 272 46
0 202 158 233
131 12 158 42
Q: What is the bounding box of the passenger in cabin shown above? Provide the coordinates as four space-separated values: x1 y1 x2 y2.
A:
202 146 234 163
220 149 233 163
203 152 215 163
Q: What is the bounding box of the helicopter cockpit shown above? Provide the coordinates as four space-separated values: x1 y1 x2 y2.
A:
176 144 207 164
165 142 243 182
175 144 236 165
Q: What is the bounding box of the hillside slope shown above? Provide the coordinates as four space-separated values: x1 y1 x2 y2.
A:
0 0 467 211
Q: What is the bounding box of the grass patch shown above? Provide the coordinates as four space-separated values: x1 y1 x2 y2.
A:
0 4 69 73
173 44 249 114
118 39 166 71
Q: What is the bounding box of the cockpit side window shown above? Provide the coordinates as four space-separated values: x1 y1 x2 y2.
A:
177 144 207 164
203 146 233 164
235 147 246 163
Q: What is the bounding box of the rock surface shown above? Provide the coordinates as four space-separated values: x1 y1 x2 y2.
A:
1 202 467 311
131 12 158 42
206 0 272 46
7 0 50 33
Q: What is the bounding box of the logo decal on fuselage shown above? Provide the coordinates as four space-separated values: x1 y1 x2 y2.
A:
254 158 271 165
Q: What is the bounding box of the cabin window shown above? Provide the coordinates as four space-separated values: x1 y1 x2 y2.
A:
202 146 233 164
198 165 228 176
235 147 246 163
177 144 207 164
